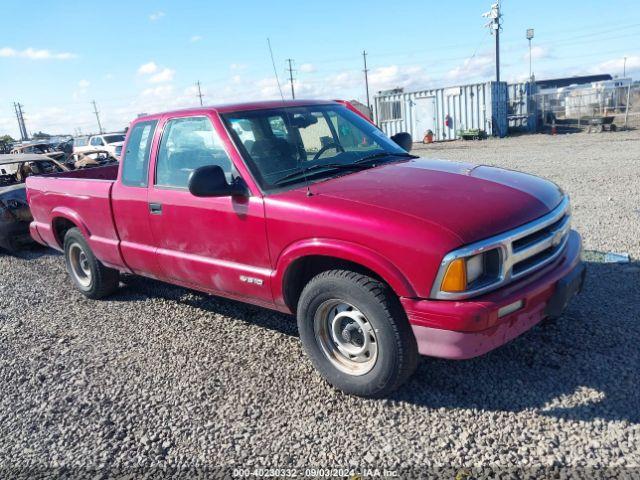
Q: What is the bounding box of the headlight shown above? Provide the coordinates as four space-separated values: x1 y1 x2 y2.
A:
438 248 502 294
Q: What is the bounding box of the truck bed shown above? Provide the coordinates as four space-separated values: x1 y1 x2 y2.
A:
51 164 119 180
26 164 125 269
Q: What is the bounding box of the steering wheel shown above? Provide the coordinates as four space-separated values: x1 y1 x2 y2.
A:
312 142 344 161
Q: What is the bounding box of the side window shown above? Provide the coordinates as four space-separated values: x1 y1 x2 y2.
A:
121 120 157 187
155 116 234 189
90 137 100 146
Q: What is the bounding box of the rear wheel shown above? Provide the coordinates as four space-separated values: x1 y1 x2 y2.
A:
64 228 119 299
297 270 418 397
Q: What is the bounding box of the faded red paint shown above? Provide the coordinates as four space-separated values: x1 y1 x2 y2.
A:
26 100 582 360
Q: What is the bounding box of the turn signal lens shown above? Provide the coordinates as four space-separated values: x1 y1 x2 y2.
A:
441 258 467 292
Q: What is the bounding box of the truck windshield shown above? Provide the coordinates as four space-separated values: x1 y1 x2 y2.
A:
103 134 125 144
221 104 408 192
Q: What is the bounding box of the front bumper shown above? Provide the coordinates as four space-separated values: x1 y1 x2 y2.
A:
402 230 584 359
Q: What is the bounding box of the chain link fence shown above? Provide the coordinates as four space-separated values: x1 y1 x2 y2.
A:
536 82 637 131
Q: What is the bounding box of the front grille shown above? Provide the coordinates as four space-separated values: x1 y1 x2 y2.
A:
431 197 572 300
508 212 571 280
512 215 567 253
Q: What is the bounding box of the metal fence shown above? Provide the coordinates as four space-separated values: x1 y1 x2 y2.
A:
536 81 634 130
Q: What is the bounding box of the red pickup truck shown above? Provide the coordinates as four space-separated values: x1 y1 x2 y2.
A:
26 100 584 397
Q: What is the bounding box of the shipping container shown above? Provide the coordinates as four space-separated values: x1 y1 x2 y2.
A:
373 81 509 142
507 81 537 133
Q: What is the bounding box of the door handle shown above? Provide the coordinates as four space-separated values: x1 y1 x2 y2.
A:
149 203 163 215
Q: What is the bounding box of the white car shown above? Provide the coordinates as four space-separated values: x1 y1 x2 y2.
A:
73 133 125 158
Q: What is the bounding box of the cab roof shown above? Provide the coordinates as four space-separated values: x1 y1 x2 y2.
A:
136 99 339 122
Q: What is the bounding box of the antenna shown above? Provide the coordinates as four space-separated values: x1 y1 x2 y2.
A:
267 38 285 101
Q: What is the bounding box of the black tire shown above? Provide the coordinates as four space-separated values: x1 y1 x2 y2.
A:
63 227 119 299
297 270 418 397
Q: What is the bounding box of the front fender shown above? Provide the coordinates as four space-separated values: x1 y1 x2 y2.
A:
272 238 416 305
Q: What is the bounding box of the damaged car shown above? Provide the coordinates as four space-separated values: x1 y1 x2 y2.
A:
0 153 68 252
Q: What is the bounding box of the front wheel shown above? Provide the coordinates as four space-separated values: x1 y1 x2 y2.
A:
64 228 119 299
297 270 418 397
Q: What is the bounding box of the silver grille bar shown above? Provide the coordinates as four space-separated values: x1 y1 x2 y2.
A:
430 196 571 300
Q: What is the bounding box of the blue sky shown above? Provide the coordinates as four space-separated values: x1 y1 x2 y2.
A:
1 0 638 137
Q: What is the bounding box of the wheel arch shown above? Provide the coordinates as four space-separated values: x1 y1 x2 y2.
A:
50 208 90 248
275 239 416 312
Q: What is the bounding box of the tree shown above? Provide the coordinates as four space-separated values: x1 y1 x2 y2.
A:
0 134 15 144
32 131 51 139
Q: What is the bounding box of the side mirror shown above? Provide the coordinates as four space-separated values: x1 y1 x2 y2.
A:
188 165 247 197
391 132 413 152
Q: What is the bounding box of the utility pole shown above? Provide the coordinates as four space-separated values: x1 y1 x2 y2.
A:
526 28 534 81
91 100 104 134
362 50 371 115
286 58 295 99
483 1 502 82
623 56 627 77
13 102 28 141
196 80 204 106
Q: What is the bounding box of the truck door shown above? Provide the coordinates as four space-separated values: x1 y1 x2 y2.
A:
111 119 163 277
147 114 272 303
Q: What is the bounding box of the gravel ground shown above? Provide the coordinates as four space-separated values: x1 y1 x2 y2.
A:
1 130 639 478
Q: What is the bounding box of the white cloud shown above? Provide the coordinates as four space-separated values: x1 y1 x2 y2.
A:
596 55 640 76
446 53 494 83
230 63 247 71
525 46 551 61
299 63 316 73
137 61 175 84
142 85 174 97
149 11 165 21
0 46 77 60
137 61 158 75
190 35 203 43
149 67 175 83
73 79 91 100
369 65 431 92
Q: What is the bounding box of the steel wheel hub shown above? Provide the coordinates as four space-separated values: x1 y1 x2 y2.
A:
314 300 378 376
69 243 92 288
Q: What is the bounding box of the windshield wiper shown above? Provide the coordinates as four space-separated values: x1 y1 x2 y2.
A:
272 152 419 187
272 162 368 186
355 151 418 164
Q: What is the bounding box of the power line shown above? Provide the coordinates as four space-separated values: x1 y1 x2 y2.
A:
91 100 104 134
286 58 296 99
196 80 204 106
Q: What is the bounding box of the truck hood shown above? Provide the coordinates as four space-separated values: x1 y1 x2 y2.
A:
307 158 564 244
